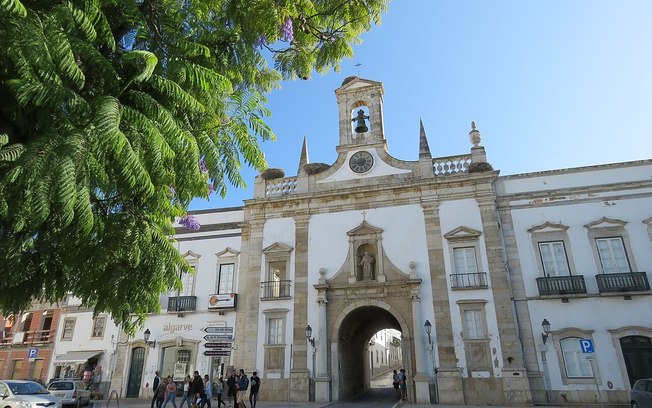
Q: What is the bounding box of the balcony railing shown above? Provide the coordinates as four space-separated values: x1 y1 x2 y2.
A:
260 280 292 300
536 275 587 296
451 272 488 289
0 329 54 346
596 272 650 293
167 296 197 312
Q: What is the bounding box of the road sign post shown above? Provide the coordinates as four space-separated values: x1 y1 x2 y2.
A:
579 339 602 408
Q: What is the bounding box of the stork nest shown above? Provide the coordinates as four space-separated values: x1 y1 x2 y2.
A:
303 163 331 175
467 162 494 173
260 168 285 180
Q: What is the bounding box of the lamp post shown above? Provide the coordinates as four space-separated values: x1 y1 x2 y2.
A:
144 329 156 348
541 319 551 345
305 325 316 378
424 320 432 345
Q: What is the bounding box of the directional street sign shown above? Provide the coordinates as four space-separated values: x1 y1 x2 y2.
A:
204 350 231 356
204 343 232 349
204 326 234 334
204 334 234 342
579 338 595 353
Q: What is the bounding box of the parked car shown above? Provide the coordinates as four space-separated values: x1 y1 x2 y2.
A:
47 380 91 408
632 378 652 408
0 379 62 408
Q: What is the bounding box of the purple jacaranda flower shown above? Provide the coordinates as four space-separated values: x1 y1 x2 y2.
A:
254 34 267 48
208 182 216 195
199 158 208 174
281 18 293 42
179 214 201 231
169 186 176 195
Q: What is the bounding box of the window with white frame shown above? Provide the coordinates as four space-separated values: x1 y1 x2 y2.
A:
560 337 594 378
217 263 234 294
463 309 485 339
91 316 106 338
61 317 76 341
538 241 571 277
177 265 196 296
454 247 478 274
596 237 631 273
267 317 284 345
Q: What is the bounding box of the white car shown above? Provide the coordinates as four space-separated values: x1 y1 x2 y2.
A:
46 381 91 408
0 380 62 408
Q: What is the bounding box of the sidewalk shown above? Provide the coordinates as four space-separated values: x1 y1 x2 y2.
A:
91 398 329 408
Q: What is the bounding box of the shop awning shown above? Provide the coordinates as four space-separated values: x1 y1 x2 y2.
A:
54 350 104 364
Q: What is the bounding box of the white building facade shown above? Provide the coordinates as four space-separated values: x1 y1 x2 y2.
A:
101 77 651 405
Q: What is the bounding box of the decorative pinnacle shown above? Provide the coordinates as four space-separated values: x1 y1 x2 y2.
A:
419 119 432 159
469 121 481 147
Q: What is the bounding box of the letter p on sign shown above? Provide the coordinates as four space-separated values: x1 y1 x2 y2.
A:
579 339 594 353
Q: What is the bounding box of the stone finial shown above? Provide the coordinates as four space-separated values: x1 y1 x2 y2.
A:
419 119 432 159
469 121 482 147
297 135 309 174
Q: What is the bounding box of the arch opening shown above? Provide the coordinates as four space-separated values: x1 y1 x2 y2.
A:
337 305 405 400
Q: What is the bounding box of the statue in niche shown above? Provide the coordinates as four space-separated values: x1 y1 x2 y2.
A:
359 251 375 280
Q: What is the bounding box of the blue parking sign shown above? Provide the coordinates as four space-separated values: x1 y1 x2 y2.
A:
28 348 38 358
579 339 594 353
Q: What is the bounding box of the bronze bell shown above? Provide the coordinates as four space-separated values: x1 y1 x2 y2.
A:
352 109 369 133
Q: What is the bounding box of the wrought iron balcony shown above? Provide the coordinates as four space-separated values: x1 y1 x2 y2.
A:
260 280 292 300
451 272 488 289
167 296 197 312
536 275 587 296
596 272 650 293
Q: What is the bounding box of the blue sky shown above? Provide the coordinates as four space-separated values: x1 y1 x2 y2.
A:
190 0 652 210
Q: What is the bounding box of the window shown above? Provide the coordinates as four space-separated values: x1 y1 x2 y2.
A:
463 310 485 339
10 359 22 379
21 313 33 332
454 247 478 274
61 318 76 341
178 265 196 296
91 317 106 338
596 237 631 273
538 241 570 276
560 337 593 378
267 317 284 345
269 261 286 297
217 263 234 294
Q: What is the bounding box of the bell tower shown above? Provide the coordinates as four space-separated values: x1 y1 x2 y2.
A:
334 77 386 151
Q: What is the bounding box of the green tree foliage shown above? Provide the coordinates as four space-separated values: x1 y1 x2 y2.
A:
0 0 388 332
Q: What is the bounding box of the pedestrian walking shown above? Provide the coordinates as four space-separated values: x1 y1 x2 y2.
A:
201 375 212 408
226 371 237 407
190 371 204 408
392 370 400 398
179 375 192 408
151 371 161 408
215 377 226 407
162 376 178 408
235 369 249 408
399 368 407 400
156 377 167 408
248 372 259 408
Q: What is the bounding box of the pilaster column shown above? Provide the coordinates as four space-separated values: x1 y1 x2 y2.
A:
421 198 464 404
314 297 330 402
290 214 310 401
411 292 430 404
233 213 264 371
477 196 532 404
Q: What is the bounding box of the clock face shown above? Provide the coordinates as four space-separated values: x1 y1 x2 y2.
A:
349 151 374 173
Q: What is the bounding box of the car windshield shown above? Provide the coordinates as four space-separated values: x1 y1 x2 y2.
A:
48 382 74 390
7 381 50 395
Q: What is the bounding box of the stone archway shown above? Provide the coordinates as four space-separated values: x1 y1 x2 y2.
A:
329 299 414 401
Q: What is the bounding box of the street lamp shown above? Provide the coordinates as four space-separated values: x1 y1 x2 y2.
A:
305 325 315 348
541 319 551 345
144 329 156 348
424 320 432 344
